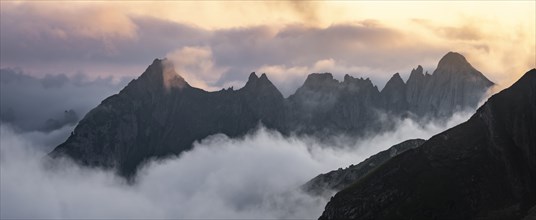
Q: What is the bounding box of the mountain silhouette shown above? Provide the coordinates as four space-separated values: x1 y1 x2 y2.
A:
50 52 493 177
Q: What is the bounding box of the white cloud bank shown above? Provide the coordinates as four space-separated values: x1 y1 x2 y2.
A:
1 110 473 219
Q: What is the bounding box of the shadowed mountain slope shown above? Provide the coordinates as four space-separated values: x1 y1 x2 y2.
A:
319 69 536 220
302 139 425 196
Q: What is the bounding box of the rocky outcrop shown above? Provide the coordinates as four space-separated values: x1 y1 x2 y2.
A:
381 73 408 114
319 69 536 220
406 65 430 113
50 52 494 177
302 139 425 196
286 73 383 136
407 52 494 117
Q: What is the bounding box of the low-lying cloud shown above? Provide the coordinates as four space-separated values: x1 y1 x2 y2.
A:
1 109 473 219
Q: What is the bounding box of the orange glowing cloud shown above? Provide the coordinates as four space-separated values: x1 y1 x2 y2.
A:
0 1 533 92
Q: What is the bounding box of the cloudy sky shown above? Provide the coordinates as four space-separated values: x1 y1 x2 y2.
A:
1 1 534 95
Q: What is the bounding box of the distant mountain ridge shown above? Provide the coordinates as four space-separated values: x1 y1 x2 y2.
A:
50 52 494 177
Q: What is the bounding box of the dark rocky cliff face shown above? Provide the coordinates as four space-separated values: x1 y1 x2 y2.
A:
50 52 494 177
319 69 536 220
51 60 284 177
302 139 425 196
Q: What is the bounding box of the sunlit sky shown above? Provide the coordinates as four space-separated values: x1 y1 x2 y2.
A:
1 1 534 94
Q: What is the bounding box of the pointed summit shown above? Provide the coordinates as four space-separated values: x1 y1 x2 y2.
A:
434 52 492 84
406 65 430 109
385 73 405 88
437 52 470 68
243 72 260 88
414 65 423 74
241 72 283 99
382 73 405 95
407 65 427 84
259 73 270 82
243 72 280 91
409 52 494 117
381 73 408 112
409 65 424 79
244 72 274 88
125 58 188 95
248 72 259 81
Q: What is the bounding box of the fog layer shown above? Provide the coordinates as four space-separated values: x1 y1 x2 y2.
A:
1 110 472 219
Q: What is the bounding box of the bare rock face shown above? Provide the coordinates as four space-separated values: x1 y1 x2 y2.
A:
408 52 494 117
406 65 430 113
381 73 408 114
286 73 383 136
319 69 536 220
50 52 494 178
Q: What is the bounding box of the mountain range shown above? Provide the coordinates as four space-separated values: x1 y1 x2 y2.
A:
319 69 536 220
50 52 493 177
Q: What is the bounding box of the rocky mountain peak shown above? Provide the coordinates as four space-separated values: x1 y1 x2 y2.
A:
413 65 424 74
343 74 371 83
381 73 408 112
403 52 495 117
302 73 338 89
343 74 353 82
241 72 283 99
434 52 491 83
383 73 405 90
247 72 259 82
437 51 469 68
342 74 376 89
408 65 424 81
258 73 273 85
123 58 188 96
